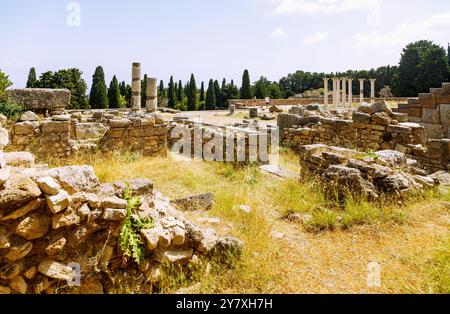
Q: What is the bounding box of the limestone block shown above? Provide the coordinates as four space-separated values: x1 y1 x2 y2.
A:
38 260 74 281
422 108 441 124
52 210 81 229
439 104 450 126
16 212 51 240
100 196 127 209
41 121 70 134
4 152 35 168
421 123 444 139
36 176 61 195
75 123 108 140
6 89 71 111
14 121 35 135
46 190 72 214
102 208 127 221
0 127 9 149
6 242 33 261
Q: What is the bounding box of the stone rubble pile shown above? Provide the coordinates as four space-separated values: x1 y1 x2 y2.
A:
0 126 241 294
298 144 441 200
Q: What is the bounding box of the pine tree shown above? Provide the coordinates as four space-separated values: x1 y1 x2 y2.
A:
241 69 252 99
107 75 121 108
187 74 197 111
205 79 216 110
168 76 176 108
200 82 205 102
177 80 184 102
89 66 108 109
26 67 37 88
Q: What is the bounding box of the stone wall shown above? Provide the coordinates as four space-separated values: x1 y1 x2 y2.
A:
99 114 168 157
281 101 450 172
228 97 409 108
4 110 169 160
6 89 71 113
0 148 241 294
168 121 277 164
398 82 450 139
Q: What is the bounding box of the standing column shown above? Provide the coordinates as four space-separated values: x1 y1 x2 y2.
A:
359 79 365 104
337 78 341 107
323 78 329 108
370 79 376 104
131 62 141 111
347 78 353 108
342 77 347 107
146 78 158 112
333 78 337 106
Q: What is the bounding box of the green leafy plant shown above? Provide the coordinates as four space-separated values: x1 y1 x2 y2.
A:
0 98 24 120
118 188 153 264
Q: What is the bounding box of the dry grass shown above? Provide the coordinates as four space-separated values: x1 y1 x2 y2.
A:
47 150 450 294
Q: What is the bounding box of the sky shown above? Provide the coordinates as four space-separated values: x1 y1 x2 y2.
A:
1 0 450 88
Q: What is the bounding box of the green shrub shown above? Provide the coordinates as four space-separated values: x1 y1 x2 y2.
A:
0 98 24 120
0 69 12 100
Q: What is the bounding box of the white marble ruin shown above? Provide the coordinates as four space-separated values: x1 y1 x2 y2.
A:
323 77 376 108
131 62 158 112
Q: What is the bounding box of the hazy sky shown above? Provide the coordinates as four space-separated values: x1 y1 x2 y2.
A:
1 0 450 88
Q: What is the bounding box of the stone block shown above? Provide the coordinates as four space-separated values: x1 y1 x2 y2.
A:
14 122 34 135
435 93 450 105
419 93 434 108
41 121 70 134
6 89 70 111
422 108 441 124
439 104 450 126
408 107 422 118
421 123 444 139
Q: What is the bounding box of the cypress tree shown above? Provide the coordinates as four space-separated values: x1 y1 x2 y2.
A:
205 79 216 110
141 74 148 107
177 80 184 102
26 67 37 88
187 74 197 111
241 69 252 99
200 81 205 102
158 80 166 99
89 66 108 109
107 75 121 108
168 76 176 108
213 80 221 107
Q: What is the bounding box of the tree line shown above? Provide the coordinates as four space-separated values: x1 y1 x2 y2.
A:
22 40 450 110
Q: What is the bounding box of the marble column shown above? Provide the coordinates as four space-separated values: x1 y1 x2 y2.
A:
336 77 342 107
332 78 337 106
131 62 141 111
347 78 353 108
146 78 158 112
342 77 347 107
323 78 329 108
370 79 376 104
359 79 365 104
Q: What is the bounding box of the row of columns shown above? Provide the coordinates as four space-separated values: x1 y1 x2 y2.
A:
131 62 158 112
323 77 377 108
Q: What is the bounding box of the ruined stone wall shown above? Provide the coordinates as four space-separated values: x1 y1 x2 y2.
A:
6 89 70 114
168 122 276 164
398 82 450 139
4 110 169 160
281 103 450 172
99 115 168 157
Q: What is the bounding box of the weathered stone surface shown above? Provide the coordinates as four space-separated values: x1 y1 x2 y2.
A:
0 263 24 280
16 212 51 240
9 275 27 294
378 174 410 192
421 123 444 139
375 150 407 167
45 237 67 256
0 285 11 294
100 196 127 209
0 127 9 149
422 108 441 124
171 193 214 211
20 111 39 122
1 199 43 221
0 168 9 187
6 242 33 261
38 260 74 281
41 121 70 134
113 179 153 197
52 210 81 229
46 190 71 214
141 229 159 250
371 112 392 126
52 114 71 121
109 119 132 128
6 88 70 111
75 123 108 140
154 249 193 263
0 151 5 169
36 176 61 195
102 208 126 221
0 175 42 209
352 112 371 123
14 121 35 135
4 152 35 168
45 166 100 194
